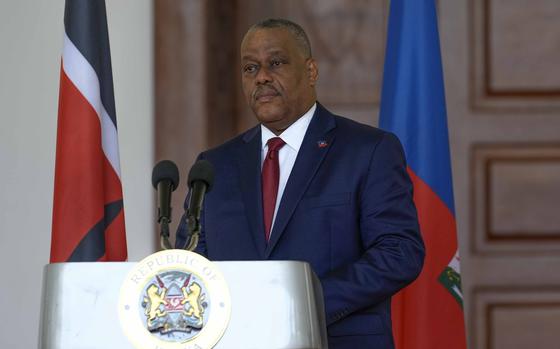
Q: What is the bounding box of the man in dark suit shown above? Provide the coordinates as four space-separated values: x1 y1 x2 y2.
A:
177 18 424 349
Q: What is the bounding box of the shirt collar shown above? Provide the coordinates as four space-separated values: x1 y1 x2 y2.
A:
261 103 316 152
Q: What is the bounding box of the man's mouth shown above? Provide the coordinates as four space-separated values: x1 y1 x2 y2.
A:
254 88 280 102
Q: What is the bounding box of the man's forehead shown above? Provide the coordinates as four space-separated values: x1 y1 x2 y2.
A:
241 28 296 55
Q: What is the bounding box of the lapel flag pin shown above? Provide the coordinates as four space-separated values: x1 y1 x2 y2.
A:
317 140 328 148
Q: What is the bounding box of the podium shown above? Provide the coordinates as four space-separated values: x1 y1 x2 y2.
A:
39 259 328 349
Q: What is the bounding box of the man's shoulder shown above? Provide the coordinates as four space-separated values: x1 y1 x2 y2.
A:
323 108 390 146
315 105 404 156
334 114 384 137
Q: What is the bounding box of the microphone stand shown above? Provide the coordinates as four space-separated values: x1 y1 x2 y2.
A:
159 216 173 250
182 212 200 251
181 180 206 251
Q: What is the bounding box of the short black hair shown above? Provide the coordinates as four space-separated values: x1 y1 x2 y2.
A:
248 18 312 58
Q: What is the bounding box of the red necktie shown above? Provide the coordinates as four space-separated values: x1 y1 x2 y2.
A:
262 137 286 242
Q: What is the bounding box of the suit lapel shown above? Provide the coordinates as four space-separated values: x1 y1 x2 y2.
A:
236 126 267 258
265 104 336 257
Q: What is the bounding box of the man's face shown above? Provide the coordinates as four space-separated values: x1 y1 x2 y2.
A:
240 28 318 134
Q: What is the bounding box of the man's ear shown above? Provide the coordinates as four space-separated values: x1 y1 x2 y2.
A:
307 58 319 86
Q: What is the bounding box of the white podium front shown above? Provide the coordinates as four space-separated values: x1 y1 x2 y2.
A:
39 260 328 349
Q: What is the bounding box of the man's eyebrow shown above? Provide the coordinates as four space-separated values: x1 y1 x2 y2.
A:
241 54 257 61
241 49 287 61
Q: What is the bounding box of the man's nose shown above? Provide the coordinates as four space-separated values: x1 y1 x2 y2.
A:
255 66 272 84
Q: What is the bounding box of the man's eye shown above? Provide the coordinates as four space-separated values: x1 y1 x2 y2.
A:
244 65 257 73
270 60 283 67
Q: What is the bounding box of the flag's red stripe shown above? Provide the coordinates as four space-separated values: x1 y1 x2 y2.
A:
50 67 123 262
409 167 456 275
392 167 466 348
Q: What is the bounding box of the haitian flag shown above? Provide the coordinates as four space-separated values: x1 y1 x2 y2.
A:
379 0 467 348
50 0 127 262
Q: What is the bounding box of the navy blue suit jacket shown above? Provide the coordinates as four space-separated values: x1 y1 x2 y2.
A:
177 104 424 348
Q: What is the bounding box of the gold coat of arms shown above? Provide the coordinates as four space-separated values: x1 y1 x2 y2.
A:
119 250 230 349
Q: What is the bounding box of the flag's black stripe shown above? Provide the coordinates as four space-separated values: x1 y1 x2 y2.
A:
64 0 117 128
68 200 123 262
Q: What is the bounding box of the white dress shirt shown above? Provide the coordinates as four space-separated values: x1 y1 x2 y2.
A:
261 103 316 237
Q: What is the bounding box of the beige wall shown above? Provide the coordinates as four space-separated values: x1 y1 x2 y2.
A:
0 1 154 347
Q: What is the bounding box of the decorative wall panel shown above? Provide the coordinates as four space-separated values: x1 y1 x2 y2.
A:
472 143 560 254
299 0 386 106
471 0 560 110
472 288 560 349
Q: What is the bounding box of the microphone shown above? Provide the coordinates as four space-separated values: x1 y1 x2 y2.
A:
183 160 214 251
187 160 214 220
152 160 180 249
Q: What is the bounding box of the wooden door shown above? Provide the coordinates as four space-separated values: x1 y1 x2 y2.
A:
446 0 560 347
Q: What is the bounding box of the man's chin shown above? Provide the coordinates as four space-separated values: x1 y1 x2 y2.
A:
252 104 285 124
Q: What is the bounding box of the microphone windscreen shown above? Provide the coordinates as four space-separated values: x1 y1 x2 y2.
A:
152 160 180 190
188 160 215 192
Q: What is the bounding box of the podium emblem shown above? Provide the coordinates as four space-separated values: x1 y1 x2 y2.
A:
142 271 207 338
119 250 231 349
